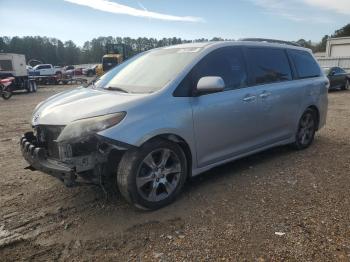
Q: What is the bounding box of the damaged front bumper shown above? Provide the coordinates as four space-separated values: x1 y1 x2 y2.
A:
20 131 131 187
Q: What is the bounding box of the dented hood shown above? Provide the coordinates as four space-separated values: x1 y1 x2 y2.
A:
32 87 147 126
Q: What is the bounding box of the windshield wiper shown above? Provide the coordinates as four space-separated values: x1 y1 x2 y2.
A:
106 86 129 93
84 76 99 88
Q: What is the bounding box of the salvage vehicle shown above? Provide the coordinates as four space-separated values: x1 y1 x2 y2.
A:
33 64 56 76
20 40 328 210
323 66 349 90
0 53 37 93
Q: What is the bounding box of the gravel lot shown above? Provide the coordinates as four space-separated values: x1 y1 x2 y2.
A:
0 85 349 261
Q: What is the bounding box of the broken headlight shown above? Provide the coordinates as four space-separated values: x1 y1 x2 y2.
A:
56 112 126 142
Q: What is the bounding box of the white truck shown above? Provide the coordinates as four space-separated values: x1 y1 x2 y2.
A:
0 53 37 93
33 64 63 76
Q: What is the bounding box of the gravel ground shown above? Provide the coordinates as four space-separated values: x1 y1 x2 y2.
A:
0 86 349 261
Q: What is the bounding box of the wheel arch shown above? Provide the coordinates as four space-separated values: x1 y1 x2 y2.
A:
306 105 320 130
141 133 193 178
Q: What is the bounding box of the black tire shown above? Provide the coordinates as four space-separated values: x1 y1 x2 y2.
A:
292 109 317 150
1 86 12 100
26 82 32 93
32 81 37 92
117 138 188 210
342 79 349 90
27 81 36 93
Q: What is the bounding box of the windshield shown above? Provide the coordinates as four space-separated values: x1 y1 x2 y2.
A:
94 47 202 94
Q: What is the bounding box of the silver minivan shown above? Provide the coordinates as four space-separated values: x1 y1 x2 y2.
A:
21 40 329 209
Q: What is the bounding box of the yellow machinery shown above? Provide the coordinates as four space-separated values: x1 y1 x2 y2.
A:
96 44 132 77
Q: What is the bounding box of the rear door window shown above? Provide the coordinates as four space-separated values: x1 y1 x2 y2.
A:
288 50 320 79
246 48 292 85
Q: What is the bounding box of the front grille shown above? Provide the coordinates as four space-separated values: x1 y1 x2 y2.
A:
35 125 64 159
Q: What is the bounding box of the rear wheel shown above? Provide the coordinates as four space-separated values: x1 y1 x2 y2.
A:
292 109 317 150
32 81 37 92
26 81 32 93
27 81 36 93
117 138 187 210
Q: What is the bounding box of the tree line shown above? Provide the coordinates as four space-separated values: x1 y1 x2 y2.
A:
1 24 349 66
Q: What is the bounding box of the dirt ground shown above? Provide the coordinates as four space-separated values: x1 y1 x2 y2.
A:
0 85 349 261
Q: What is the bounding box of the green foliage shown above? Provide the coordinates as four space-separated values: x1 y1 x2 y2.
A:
0 24 349 64
332 24 350 38
0 36 234 65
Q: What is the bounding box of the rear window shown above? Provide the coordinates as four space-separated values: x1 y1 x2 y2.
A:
0 60 13 71
335 67 346 74
246 48 292 85
289 50 320 79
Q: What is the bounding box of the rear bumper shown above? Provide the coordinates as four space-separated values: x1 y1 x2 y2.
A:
20 132 78 186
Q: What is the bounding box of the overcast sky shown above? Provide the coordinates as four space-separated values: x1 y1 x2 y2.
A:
0 0 349 46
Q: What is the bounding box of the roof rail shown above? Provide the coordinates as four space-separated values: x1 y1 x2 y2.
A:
240 38 301 47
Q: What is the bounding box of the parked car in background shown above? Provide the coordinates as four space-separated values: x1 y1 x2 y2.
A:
33 64 56 76
54 66 63 77
64 65 75 71
323 67 349 90
20 40 328 210
26 65 34 76
74 67 83 76
83 65 97 77
64 65 82 76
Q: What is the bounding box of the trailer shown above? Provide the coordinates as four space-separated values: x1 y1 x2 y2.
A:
31 74 87 85
0 53 37 93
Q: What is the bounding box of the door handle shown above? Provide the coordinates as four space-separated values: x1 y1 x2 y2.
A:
259 92 271 99
242 95 256 102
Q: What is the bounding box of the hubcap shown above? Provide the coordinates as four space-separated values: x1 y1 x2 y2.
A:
136 148 182 202
298 113 315 145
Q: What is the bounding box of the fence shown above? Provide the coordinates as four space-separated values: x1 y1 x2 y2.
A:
317 57 350 72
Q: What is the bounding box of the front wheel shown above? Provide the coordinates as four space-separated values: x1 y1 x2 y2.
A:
117 138 188 210
342 79 349 90
292 109 317 150
1 86 12 100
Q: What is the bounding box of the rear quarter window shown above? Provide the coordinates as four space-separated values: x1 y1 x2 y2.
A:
288 50 320 79
246 48 292 85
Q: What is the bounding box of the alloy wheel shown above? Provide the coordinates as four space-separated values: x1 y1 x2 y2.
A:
297 112 315 146
136 148 182 202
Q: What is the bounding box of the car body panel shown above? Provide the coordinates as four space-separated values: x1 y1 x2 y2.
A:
32 87 149 126
191 86 264 167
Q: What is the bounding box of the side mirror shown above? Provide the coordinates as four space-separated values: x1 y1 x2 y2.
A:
330 70 336 76
195 76 225 95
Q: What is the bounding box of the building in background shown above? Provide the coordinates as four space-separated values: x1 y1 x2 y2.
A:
326 37 350 57
317 37 350 72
